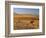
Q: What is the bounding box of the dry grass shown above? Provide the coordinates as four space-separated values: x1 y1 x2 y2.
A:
14 14 39 30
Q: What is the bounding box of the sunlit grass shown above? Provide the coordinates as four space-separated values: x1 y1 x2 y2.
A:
14 14 39 30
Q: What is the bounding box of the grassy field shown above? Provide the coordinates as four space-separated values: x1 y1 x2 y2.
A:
14 14 39 30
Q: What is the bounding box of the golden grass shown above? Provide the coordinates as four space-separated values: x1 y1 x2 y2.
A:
14 15 39 30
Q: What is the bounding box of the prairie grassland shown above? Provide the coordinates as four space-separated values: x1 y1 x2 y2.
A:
14 14 39 30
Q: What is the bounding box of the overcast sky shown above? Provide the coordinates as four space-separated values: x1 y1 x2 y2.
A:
14 8 39 16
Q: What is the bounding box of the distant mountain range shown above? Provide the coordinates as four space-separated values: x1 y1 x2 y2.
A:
14 12 39 16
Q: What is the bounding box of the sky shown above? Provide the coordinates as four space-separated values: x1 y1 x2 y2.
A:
14 8 39 16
